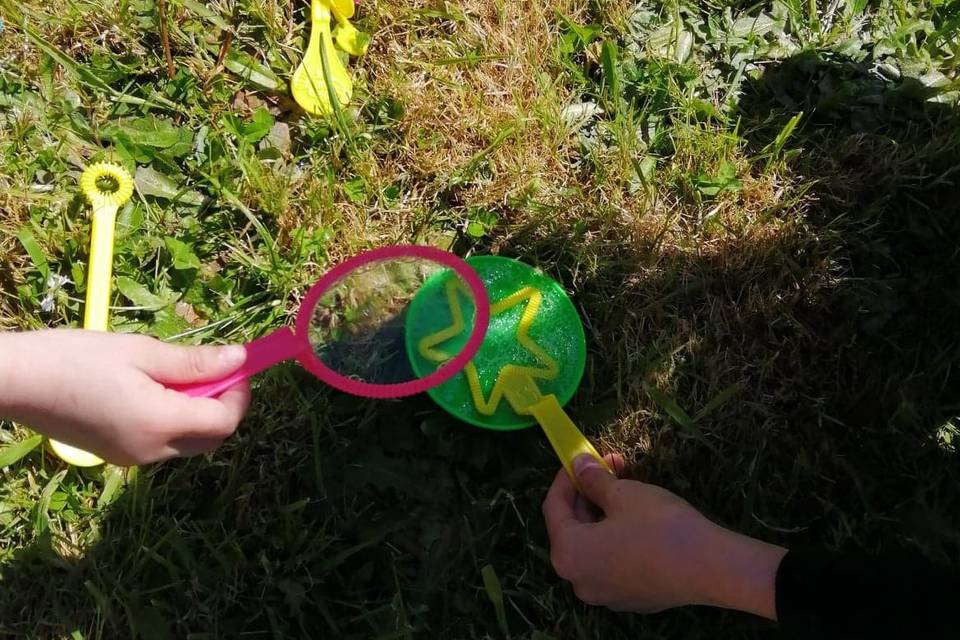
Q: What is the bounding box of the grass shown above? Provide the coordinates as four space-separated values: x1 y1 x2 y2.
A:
1 0 959 637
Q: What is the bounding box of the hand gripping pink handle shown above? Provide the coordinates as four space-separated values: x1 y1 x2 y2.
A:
169 328 305 398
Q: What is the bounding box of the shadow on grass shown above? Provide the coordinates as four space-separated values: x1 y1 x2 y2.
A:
2 51 959 639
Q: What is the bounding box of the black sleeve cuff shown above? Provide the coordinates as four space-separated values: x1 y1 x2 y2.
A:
775 549 960 639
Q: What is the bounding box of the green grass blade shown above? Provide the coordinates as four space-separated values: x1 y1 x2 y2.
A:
643 383 700 437
0 434 43 468
481 564 509 637
16 227 49 280
34 468 67 533
600 40 621 108
764 111 804 170
694 383 745 423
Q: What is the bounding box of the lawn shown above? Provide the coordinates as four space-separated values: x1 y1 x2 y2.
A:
1 0 959 638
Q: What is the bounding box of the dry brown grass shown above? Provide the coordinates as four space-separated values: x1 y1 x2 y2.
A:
365 2 590 206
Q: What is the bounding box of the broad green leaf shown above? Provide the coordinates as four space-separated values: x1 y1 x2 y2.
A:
343 177 367 203
164 237 201 271
98 465 126 508
675 30 694 63
244 108 275 143
0 435 43 468
638 156 657 181
179 0 231 29
558 13 601 47
481 564 509 636
601 40 621 104
114 135 153 164
151 307 192 339
35 468 68 533
116 276 168 309
101 116 192 150
717 162 737 182
71 262 86 292
466 221 486 238
16 227 49 279
220 51 281 90
134 166 205 205
697 183 722 196
220 114 245 140
695 162 742 197
731 13 779 38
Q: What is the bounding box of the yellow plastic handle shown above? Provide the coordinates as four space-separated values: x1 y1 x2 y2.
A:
84 202 119 331
49 163 133 468
291 0 353 116
47 201 117 467
529 394 609 489
329 0 355 20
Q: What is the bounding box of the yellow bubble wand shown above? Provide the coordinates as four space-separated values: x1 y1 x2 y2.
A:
48 163 134 467
292 0 370 117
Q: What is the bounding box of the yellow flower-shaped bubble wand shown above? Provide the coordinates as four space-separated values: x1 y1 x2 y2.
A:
48 163 134 467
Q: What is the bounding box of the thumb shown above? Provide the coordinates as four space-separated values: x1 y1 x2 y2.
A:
136 339 247 384
573 454 619 511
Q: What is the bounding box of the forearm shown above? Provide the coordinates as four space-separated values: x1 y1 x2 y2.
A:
0 331 60 426
696 524 787 620
0 332 31 418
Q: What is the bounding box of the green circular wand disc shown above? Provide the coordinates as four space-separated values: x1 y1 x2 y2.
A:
405 256 586 431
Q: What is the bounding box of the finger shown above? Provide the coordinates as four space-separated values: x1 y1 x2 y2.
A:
214 381 251 429
542 467 578 535
135 339 247 385
168 437 227 458
604 453 625 477
573 454 619 512
158 386 247 439
572 494 602 523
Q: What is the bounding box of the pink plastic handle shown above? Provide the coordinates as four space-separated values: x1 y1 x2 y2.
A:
169 328 305 398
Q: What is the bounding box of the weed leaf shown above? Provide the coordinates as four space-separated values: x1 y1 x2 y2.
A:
163 237 201 271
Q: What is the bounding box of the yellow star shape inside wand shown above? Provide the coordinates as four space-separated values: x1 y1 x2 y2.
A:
417 279 559 416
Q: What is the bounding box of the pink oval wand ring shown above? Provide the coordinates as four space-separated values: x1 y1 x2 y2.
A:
170 245 491 400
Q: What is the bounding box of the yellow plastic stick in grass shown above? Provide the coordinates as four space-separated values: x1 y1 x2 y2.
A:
47 163 134 468
292 0 353 116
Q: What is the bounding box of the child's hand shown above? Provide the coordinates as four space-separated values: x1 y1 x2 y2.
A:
543 454 786 618
0 330 251 465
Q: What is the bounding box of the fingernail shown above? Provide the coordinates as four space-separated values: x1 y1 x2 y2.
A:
573 454 600 478
218 345 246 367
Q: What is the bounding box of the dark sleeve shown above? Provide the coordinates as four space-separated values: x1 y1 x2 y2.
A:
775 549 960 639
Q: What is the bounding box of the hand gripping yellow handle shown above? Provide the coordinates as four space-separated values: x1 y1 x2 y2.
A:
528 394 608 487
503 370 608 489
48 163 134 467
